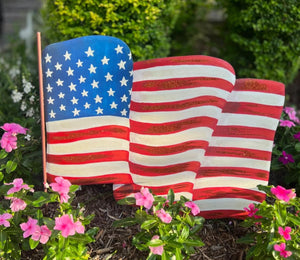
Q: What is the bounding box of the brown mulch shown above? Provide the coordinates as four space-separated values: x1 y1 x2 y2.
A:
22 184 250 260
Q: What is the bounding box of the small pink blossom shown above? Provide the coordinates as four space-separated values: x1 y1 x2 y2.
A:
1 123 27 135
74 220 85 234
156 209 172 223
31 225 52 244
278 226 292 240
134 187 154 210
274 243 292 258
149 235 164 256
6 178 32 194
0 132 17 152
279 120 295 128
54 214 83 238
244 203 259 217
0 213 12 227
59 192 70 204
50 177 71 194
271 185 296 202
278 151 294 165
20 217 38 238
185 201 200 216
294 131 300 141
284 107 300 123
10 197 27 212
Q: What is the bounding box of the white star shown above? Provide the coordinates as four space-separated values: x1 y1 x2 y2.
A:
58 92 65 99
94 95 103 104
47 97 55 104
66 67 74 76
107 88 115 96
120 76 128 86
49 110 56 118
110 101 118 109
96 107 103 114
59 104 66 111
101 56 109 65
64 51 71 60
85 46 94 57
105 72 113 81
129 70 134 77
79 75 86 83
76 59 83 67
47 84 53 92
121 109 127 116
71 97 79 104
84 102 91 109
56 79 64 86
68 82 77 91
128 52 132 60
81 90 88 97
88 64 97 74
117 60 126 70
55 62 62 70
128 89 132 95
45 53 52 63
121 94 128 102
115 45 123 54
72 108 80 116
46 68 53 78
91 80 99 88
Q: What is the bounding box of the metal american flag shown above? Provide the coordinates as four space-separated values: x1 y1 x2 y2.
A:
41 35 285 219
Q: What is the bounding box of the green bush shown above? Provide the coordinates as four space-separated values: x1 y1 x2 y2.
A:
42 0 184 61
216 0 300 84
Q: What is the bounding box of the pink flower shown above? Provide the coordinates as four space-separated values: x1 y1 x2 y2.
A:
156 209 172 223
6 178 32 194
294 131 300 141
278 151 294 165
59 192 70 204
20 217 38 238
134 187 154 210
271 185 296 202
74 220 85 234
1 123 27 135
274 243 292 258
0 213 12 227
54 214 83 238
149 235 164 256
278 226 292 240
279 120 295 128
10 197 27 212
244 203 259 217
0 132 17 152
185 201 200 216
284 107 300 123
50 177 71 194
32 225 52 244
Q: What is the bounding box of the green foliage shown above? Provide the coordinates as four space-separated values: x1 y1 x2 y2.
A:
216 0 300 84
42 0 184 61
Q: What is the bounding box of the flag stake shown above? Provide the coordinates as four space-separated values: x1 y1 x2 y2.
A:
37 32 47 191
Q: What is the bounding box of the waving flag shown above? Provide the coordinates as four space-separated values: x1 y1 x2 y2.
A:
42 36 133 184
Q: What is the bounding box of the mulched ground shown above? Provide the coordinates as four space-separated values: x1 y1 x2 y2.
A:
22 184 250 260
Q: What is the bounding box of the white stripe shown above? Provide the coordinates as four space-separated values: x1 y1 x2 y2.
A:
228 91 285 106
194 198 261 211
46 116 129 132
130 106 222 124
47 138 129 155
130 149 205 167
131 87 231 103
133 65 236 85
201 157 270 170
217 113 278 129
47 161 130 177
209 136 274 151
194 176 267 190
130 127 213 146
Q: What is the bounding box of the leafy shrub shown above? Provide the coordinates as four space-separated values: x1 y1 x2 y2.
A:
42 0 184 61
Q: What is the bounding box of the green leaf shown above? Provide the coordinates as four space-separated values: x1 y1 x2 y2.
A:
112 217 138 227
167 189 175 205
0 172 3 182
295 142 300 152
0 149 8 159
274 202 287 226
147 238 164 247
287 214 300 226
116 196 136 205
29 238 39 249
180 225 189 240
69 184 79 193
184 239 204 247
5 160 17 174
31 192 52 207
175 247 183 260
168 240 183 249
0 230 7 250
237 233 255 244
141 219 157 230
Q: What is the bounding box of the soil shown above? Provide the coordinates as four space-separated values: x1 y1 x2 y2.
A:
22 184 250 260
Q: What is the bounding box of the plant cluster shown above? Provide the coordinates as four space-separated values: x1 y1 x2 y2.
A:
113 188 205 260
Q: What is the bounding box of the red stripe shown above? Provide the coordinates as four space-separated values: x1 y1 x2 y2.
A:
130 117 217 135
223 102 283 119
199 210 248 220
193 187 265 202
47 150 128 165
196 167 269 180
133 77 234 92
234 78 285 95
205 147 271 160
133 55 235 74
47 173 133 185
130 96 227 112
129 161 201 177
47 125 129 144
213 126 275 140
